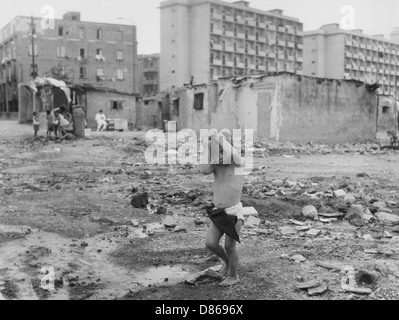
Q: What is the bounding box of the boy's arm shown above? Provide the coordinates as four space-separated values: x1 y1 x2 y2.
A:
216 134 245 166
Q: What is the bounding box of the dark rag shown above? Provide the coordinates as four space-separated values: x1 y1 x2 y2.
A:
206 206 240 243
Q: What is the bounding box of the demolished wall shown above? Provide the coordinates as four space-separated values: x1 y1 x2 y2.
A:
139 73 378 143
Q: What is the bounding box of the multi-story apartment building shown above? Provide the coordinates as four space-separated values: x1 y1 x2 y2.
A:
138 53 160 95
0 11 138 114
160 0 304 90
304 24 399 95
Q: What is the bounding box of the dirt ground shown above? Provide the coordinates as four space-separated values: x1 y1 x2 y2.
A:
1 121 399 300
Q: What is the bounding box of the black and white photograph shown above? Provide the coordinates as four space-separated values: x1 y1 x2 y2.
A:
0 0 399 308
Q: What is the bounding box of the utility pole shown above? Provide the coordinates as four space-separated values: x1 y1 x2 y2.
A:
30 15 37 112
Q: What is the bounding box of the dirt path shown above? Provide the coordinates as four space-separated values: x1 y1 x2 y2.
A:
1 123 399 300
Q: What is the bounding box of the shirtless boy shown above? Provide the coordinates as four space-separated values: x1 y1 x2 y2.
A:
201 129 244 287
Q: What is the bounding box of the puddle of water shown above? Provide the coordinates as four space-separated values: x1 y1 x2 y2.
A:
134 265 191 287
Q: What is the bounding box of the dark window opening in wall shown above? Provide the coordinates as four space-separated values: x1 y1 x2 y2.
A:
193 93 204 110
79 67 87 79
80 48 86 58
210 23 214 32
58 26 64 36
144 100 149 105
312 61 315 64
172 70 175 73
173 98 180 116
111 100 124 110
97 29 103 40
382 106 390 114
234 27 237 37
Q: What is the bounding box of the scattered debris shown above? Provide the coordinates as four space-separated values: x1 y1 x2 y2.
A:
131 193 149 209
308 284 328 296
333 189 347 199
279 226 297 235
374 212 399 225
296 280 320 290
245 216 261 228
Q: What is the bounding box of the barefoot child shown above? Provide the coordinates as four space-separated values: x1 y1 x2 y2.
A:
33 112 40 139
201 129 245 287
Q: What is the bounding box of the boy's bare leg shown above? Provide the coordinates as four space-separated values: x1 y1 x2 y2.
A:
205 222 229 274
220 220 243 287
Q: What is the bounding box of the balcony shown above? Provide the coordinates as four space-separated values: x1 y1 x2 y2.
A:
248 35 256 41
258 50 266 57
391 49 397 55
360 66 365 71
379 58 384 63
258 22 266 29
297 43 303 50
257 36 266 43
366 67 372 72
248 49 256 55
236 33 245 39
212 28 223 35
344 74 352 80
268 66 276 72
213 44 222 50
237 47 245 54
237 62 244 68
268 25 277 31
235 17 245 24
249 64 256 69
287 42 295 48
211 13 222 20
360 44 366 49
296 56 303 62
225 46 234 52
247 19 256 27
287 55 294 61
366 45 373 50
385 59 391 64
259 65 266 71
225 31 234 37
391 70 396 75
226 61 234 67
379 69 384 73
366 56 373 62
268 52 276 58
373 57 378 62
278 26 286 33
345 52 353 58
296 70 304 75
211 74 219 81
286 28 295 34
373 46 379 51
278 54 285 60
352 65 359 70
212 59 222 65
345 40 352 46
295 30 304 36
385 48 391 53
353 53 359 59
277 40 286 46
225 15 234 22
346 64 352 69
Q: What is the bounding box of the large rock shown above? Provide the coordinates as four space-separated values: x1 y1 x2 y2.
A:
131 193 149 208
374 212 399 225
344 194 356 204
333 189 347 199
345 205 364 221
301 206 318 220
162 216 177 228
246 216 261 228
371 201 392 213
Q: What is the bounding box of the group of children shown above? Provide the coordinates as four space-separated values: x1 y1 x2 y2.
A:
32 106 73 140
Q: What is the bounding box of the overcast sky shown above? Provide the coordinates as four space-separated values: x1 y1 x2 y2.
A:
0 0 398 54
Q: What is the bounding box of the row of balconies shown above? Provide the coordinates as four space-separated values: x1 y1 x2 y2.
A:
345 53 399 66
211 59 301 73
212 29 301 43
345 41 399 55
345 64 399 76
211 44 302 58
210 13 303 35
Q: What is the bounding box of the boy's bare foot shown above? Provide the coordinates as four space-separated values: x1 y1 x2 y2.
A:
219 275 240 287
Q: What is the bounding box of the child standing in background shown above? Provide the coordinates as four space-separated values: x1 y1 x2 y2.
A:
33 112 40 139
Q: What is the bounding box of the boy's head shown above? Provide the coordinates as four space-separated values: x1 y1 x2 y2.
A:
33 112 37 116
208 128 242 166
46 110 51 115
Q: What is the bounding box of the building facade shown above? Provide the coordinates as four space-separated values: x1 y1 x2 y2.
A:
160 0 304 90
138 53 160 96
0 12 138 116
304 24 399 95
